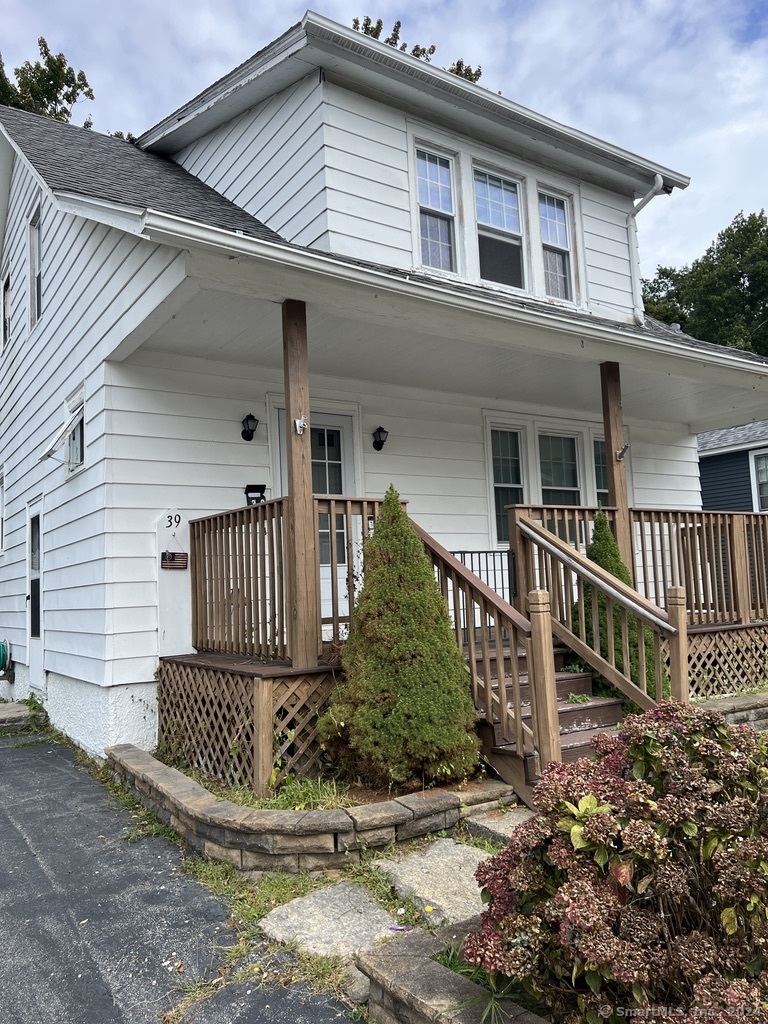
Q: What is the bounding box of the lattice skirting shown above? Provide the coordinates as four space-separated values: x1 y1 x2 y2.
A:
668 624 768 701
157 661 336 791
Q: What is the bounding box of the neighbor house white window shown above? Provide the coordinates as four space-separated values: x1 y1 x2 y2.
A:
752 451 768 511
539 192 571 300
474 170 525 289
417 149 455 272
29 206 42 328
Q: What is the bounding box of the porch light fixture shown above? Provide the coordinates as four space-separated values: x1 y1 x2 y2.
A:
616 442 630 462
372 426 389 451
241 414 259 441
244 483 266 506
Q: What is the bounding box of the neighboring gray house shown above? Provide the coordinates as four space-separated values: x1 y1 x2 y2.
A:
698 422 768 512
3 11 768 757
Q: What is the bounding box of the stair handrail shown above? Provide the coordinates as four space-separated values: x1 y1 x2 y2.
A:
515 514 689 709
410 519 562 769
517 518 676 635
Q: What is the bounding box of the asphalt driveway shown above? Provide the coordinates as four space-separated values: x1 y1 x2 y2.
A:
0 733 352 1023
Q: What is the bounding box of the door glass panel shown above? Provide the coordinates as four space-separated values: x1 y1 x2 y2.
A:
756 455 768 511
594 439 609 506
311 428 343 496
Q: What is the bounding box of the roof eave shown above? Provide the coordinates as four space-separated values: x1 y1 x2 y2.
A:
138 11 689 194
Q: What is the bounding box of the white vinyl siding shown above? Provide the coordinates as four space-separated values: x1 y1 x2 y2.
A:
174 74 329 247
581 185 635 321
0 156 186 686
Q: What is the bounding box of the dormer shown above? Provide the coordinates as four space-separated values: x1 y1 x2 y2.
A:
139 11 688 327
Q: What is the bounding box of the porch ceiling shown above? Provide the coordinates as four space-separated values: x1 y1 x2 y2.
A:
137 282 768 433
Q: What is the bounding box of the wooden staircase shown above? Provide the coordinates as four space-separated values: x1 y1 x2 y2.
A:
472 643 623 806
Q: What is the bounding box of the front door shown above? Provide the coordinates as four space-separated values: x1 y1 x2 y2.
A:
27 501 43 691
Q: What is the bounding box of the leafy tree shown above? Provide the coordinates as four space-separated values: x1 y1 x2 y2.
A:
317 484 479 787
352 16 481 82
643 211 768 355
2 37 93 126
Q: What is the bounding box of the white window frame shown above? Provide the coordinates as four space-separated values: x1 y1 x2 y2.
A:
1 272 10 352
484 413 627 545
538 190 573 301
749 448 768 511
39 387 85 473
473 166 527 291
29 204 42 330
0 466 5 553
411 144 461 277
408 122 584 306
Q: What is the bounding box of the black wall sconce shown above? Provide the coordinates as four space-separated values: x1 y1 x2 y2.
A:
241 414 259 441
372 426 389 451
244 483 267 506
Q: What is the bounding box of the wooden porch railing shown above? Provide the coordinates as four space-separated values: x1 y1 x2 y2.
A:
411 520 562 769
514 514 688 708
190 499 288 658
313 496 386 645
509 504 768 629
190 496 389 658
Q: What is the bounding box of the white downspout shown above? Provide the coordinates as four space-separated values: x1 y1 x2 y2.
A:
627 172 665 325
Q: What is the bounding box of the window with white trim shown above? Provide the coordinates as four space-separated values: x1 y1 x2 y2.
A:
491 428 524 543
539 433 580 505
539 192 571 300
39 396 85 471
411 131 580 304
2 274 10 351
29 206 42 328
474 170 524 288
417 149 455 271
753 451 768 511
594 438 609 506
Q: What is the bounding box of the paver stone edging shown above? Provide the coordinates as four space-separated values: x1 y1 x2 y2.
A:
105 744 518 875
356 925 550 1024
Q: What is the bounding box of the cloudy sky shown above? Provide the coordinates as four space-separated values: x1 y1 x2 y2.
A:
4 0 767 276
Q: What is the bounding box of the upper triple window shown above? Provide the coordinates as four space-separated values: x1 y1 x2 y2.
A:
29 206 42 328
539 193 571 300
417 150 455 272
413 139 577 303
474 170 524 289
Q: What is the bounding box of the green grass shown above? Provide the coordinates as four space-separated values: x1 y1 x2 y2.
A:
435 943 540 1023
162 767 354 811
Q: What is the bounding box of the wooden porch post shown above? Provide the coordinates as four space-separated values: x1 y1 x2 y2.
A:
666 585 689 703
282 299 320 669
528 590 562 767
600 362 634 572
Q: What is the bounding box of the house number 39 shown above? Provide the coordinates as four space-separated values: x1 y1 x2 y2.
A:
167 514 182 528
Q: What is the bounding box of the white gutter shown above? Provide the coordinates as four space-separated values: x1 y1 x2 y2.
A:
627 172 666 325
139 208 768 385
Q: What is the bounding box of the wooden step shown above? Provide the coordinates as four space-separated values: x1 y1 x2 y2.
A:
485 694 622 746
482 722 620 792
467 643 572 678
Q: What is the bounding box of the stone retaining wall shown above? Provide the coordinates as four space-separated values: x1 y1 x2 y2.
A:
106 744 518 876
703 693 768 731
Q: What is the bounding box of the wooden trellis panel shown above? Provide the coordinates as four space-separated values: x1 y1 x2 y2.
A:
157 660 337 792
660 624 768 701
272 671 336 786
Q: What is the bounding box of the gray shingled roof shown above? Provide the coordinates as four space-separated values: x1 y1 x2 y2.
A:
698 421 768 454
0 105 283 243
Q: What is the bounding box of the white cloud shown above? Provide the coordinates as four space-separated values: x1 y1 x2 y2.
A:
4 0 767 274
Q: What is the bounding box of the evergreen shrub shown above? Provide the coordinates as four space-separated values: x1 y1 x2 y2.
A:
463 703 768 1023
317 484 479 788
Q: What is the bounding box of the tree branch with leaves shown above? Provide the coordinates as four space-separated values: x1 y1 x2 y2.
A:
352 16 481 82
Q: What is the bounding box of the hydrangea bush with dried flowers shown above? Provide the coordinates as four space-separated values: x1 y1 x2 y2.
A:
463 703 768 1023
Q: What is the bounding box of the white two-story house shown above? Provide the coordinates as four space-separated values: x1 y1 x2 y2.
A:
2 11 767 758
